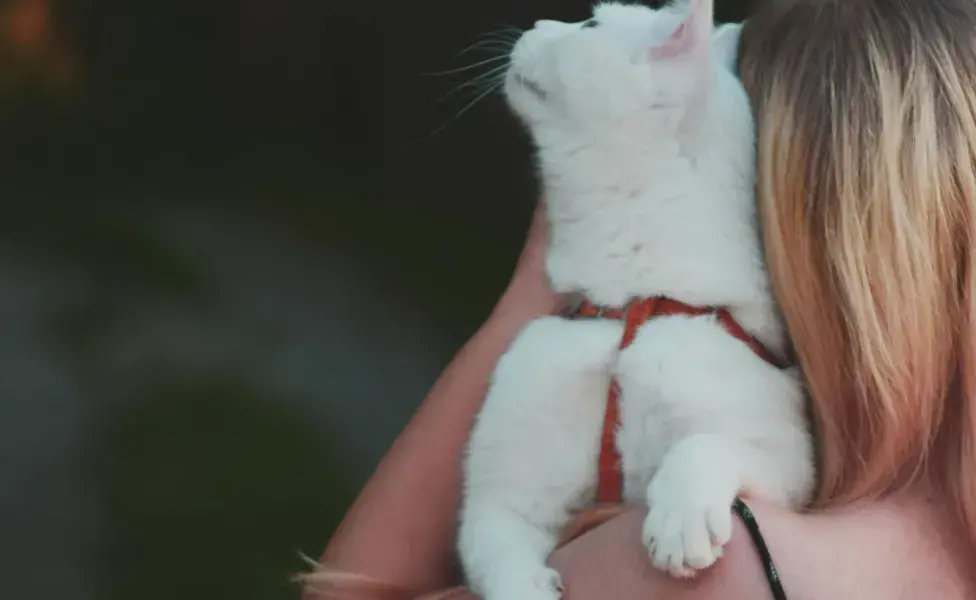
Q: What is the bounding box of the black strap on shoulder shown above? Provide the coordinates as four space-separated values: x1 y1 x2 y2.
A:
733 498 788 600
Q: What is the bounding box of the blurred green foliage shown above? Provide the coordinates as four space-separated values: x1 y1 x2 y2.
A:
0 2 529 599
2 126 510 600
95 375 352 600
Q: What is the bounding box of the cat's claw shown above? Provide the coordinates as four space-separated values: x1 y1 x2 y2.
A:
642 462 735 578
534 567 564 594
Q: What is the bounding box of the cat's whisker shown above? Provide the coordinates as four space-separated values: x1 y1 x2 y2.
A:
458 66 510 92
422 54 511 78
487 23 524 35
446 79 505 122
437 64 510 103
405 27 519 149
419 79 505 144
435 82 500 108
449 41 512 62
447 29 521 64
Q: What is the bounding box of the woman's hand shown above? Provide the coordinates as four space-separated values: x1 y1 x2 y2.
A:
495 204 560 319
305 203 557 597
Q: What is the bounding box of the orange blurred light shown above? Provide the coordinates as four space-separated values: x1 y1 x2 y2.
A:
5 0 50 53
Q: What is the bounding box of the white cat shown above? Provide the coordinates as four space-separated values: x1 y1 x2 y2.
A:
456 1 815 599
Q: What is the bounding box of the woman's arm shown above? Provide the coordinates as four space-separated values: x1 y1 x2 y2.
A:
446 498 931 600
547 506 787 600
441 506 782 600
550 498 953 600
310 209 557 595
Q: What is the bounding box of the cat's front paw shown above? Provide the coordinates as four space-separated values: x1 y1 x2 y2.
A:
642 461 736 578
482 567 563 600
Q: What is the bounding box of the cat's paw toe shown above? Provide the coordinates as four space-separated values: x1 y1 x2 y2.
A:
643 478 734 578
533 567 564 594
533 568 563 598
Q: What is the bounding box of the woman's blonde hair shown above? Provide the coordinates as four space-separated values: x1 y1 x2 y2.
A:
739 0 976 540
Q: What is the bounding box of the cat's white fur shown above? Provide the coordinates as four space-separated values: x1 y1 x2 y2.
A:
457 1 815 599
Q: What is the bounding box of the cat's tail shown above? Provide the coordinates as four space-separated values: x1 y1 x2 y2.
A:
297 504 629 599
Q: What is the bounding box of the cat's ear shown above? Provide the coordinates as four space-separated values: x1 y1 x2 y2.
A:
711 22 742 70
650 0 714 60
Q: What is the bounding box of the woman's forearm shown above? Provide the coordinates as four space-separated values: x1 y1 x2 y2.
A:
318 284 558 593
546 504 797 600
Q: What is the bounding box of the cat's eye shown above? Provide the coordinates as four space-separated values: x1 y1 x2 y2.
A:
582 19 599 28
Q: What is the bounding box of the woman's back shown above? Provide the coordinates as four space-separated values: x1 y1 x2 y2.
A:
736 0 976 592
538 493 974 599
749 494 973 599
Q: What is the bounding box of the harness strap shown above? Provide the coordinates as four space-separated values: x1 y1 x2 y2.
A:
561 296 784 503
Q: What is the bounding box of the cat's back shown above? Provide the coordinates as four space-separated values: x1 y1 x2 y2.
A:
531 11 767 309
543 104 764 310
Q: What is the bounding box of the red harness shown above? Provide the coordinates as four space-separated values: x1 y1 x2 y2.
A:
560 296 784 504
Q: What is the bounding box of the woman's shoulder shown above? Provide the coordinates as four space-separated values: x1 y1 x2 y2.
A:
727 496 973 600
547 497 975 600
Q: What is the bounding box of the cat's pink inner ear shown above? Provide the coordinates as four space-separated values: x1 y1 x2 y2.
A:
649 0 713 60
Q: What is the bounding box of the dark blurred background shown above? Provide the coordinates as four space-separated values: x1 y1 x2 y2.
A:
0 0 751 598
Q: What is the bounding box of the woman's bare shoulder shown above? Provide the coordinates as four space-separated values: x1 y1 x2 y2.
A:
547 497 974 600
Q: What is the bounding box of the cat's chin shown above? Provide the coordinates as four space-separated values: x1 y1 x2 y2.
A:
503 73 549 127
505 70 548 104
514 73 547 102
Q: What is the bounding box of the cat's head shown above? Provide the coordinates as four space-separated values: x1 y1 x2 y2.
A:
503 0 742 135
